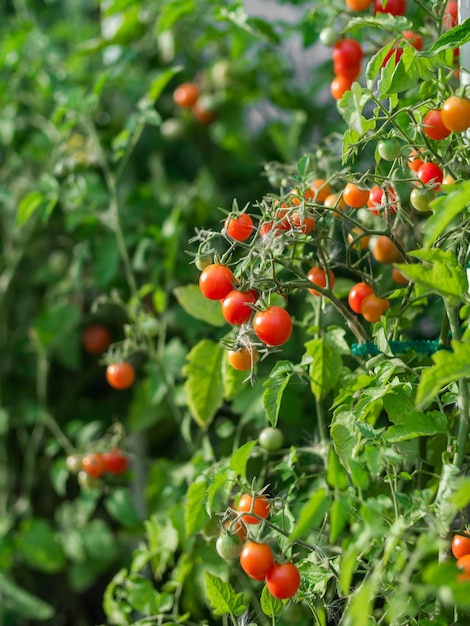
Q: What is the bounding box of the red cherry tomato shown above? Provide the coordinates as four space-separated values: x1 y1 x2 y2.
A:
237 494 270 525
240 542 274 580
225 214 254 242
443 1 458 30
265 562 301 599
221 290 257 325
253 306 293 347
173 83 199 108
307 266 335 296
102 448 129 475
82 453 107 478
106 362 135 390
82 325 111 354
403 30 423 51
452 533 470 560
374 0 406 16
330 75 354 100
199 263 235 300
417 162 444 187
423 110 451 141
333 39 364 67
348 282 374 314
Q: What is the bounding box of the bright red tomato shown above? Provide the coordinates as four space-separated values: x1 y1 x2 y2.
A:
333 39 363 66
106 362 135 390
102 448 128 475
443 1 458 30
417 162 444 187
375 0 406 16
221 290 257 325
82 453 107 478
225 214 254 242
333 60 361 80
423 110 451 140
367 185 397 215
253 306 293 346
82 325 111 354
199 263 235 300
265 562 301 599
237 494 270 524
403 30 423 51
240 542 274 580
348 282 374 314
307 267 335 296
173 83 199 108
452 533 470 560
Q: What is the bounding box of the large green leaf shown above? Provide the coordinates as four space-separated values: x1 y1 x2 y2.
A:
288 488 331 542
263 361 295 427
174 285 225 327
16 519 65 574
0 572 54 620
423 182 470 247
183 339 224 429
383 390 447 442
185 479 209 537
306 336 342 402
204 572 247 617
229 440 257 480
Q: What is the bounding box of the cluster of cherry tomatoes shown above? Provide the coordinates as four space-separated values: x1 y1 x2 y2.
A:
173 81 217 125
66 448 129 488
82 324 136 390
451 532 470 581
216 493 301 600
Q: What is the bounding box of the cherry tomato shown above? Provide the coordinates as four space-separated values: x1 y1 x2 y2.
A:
343 182 370 208
423 110 451 141
346 0 372 10
195 254 212 271
77 470 101 490
348 282 374 314
452 533 470 559
173 82 199 108
216 534 244 560
333 60 361 80
307 266 335 296
199 263 235 300
240 541 275 580
374 0 406 16
289 212 315 234
371 235 401 263
330 75 353 100
361 294 390 322
253 306 293 347
324 192 347 216
259 427 284 451
408 149 425 172
377 138 400 161
391 267 409 285
319 27 340 47
347 227 370 252
403 30 423 51
456 554 470 581
223 519 248 543
192 99 217 124
368 185 399 216
304 179 332 203
225 214 254 242
81 453 107 478
66 454 83 474
237 494 270 525
221 290 257 326
443 1 458 30
441 96 470 132
417 162 444 187
333 39 364 67
227 346 258 371
102 448 128 475
410 188 435 213
265 562 301 599
106 362 136 390
82 325 111 354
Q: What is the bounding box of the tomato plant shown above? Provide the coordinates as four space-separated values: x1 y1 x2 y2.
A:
240 542 274 580
265 562 301 599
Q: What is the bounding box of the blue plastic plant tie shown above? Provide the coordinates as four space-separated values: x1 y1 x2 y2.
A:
351 339 447 357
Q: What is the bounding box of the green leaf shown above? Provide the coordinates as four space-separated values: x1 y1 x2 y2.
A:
263 361 295 427
145 515 179 579
330 495 350 544
126 575 161 615
174 285 225 326
338 82 375 136
183 339 224 429
289 488 331 542
343 581 375 626
16 519 65 574
340 546 358 596
383 390 447 442
104 488 141 527
0 572 54 620
229 440 257 480
260 585 285 617
204 572 247 617
395 248 467 305
423 182 470 247
185 479 209 537
424 18 470 56
305 337 342 402
17 191 45 226
416 341 470 409
103 569 131 626
327 447 349 490
157 0 196 33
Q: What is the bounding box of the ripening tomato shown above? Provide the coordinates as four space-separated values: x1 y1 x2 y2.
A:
410 188 435 213
192 99 217 124
199 263 235 300
343 182 370 208
290 211 316 234
221 290 257 325
408 149 425 172
333 39 364 66
82 325 111 354
240 542 275 580
377 138 401 161
266 562 301 599
441 96 470 132
371 235 401 263
452 533 470 559
82 453 107 478
319 27 340 47
374 0 406 16
417 162 444 187
361 294 390 322
346 0 372 10
253 306 293 346
403 30 424 51
324 192 347 215
443 1 458 30
307 266 335 296
330 75 353 100
391 267 409 285
225 214 254 241
102 448 128 475
423 109 451 140
305 179 332 203
367 185 397 215
106 362 136 390
348 282 374 314
173 83 199 108
66 454 83 474
456 554 470 581
347 227 370 252
227 346 258 371
237 494 270 524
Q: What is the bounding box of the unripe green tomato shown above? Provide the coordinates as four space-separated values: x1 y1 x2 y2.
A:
259 427 284 451
211 60 231 85
410 188 435 213
66 454 83 474
319 27 340 46
195 254 212 271
48 250 69 276
377 138 401 161
216 533 244 560
77 470 101 490
160 118 185 141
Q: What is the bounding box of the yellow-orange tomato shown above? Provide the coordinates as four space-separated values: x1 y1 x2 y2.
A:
227 346 258 371
304 179 332 203
441 96 470 132
371 235 401 264
307 266 335 296
224 519 248 543
347 227 370 252
330 75 353 101
456 554 470 581
324 192 347 216
392 267 409 285
237 494 270 524
343 182 370 208
361 294 390 322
